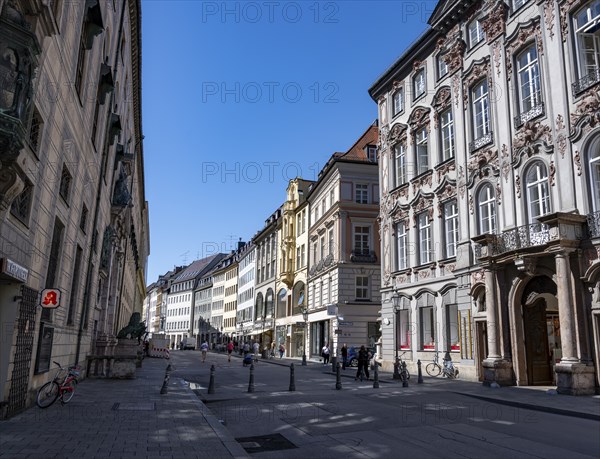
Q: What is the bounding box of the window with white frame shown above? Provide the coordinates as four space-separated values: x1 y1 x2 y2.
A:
329 188 335 206
296 247 301 270
513 0 528 11
437 54 449 79
367 145 377 162
320 235 325 260
517 44 542 114
472 79 491 140
440 108 455 161
394 141 407 187
397 309 411 349
420 307 435 349
525 162 551 223
301 244 306 267
416 127 429 175
355 276 369 300
417 212 432 264
413 69 426 100
468 19 485 48
444 200 458 258
354 225 370 254
573 1 600 85
355 184 368 204
328 228 334 255
589 145 600 211
393 87 404 115
395 220 408 270
477 183 497 234
446 304 460 351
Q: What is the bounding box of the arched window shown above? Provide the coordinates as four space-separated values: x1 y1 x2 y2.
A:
255 293 264 320
525 162 551 223
516 44 542 116
588 136 600 212
477 183 496 235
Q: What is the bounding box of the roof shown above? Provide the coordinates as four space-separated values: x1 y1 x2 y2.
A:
174 253 226 283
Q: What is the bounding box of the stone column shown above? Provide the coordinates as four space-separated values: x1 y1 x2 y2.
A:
554 251 578 363
485 266 501 359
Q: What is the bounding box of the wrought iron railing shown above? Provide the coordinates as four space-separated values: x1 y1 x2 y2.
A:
491 222 549 255
514 102 545 128
588 210 600 238
572 68 600 96
469 131 493 153
350 249 378 263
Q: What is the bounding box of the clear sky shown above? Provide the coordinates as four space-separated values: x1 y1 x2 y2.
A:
142 0 434 283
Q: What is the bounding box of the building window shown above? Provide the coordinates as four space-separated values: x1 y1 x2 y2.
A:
395 221 408 270
446 304 460 351
80 204 88 233
75 23 87 96
477 183 497 234
320 235 325 261
329 188 335 206
418 212 432 264
354 226 370 254
472 79 491 141
59 164 72 203
588 143 600 212
468 19 485 48
29 108 43 154
420 307 435 349
416 127 429 175
439 108 455 161
42 218 65 322
10 182 33 225
355 184 368 204
397 309 411 349
367 145 377 162
355 275 369 300
444 200 458 258
394 141 407 187
513 0 528 11
296 247 301 270
437 54 449 79
517 45 542 115
392 87 404 115
525 162 551 223
573 1 600 91
413 69 426 100
328 228 334 255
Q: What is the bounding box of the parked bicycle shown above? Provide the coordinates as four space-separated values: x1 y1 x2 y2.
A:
397 351 411 380
425 351 459 379
36 361 80 408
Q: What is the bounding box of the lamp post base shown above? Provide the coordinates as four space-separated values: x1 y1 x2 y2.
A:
302 353 307 366
393 358 401 379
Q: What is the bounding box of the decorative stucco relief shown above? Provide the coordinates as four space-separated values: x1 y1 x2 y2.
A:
481 1 508 42
560 0 584 42
512 120 553 166
467 148 499 188
463 59 492 109
544 0 555 40
570 89 600 141
505 18 543 80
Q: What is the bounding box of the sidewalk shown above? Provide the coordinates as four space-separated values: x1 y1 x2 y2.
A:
251 352 600 421
0 357 248 459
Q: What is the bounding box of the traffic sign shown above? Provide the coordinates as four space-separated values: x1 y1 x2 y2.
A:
40 289 61 309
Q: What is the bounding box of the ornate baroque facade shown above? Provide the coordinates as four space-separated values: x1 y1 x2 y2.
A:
370 0 600 394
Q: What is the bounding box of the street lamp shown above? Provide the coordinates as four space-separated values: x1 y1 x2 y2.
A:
260 313 266 345
301 306 309 366
392 294 402 380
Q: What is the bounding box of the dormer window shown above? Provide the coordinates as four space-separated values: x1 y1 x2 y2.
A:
366 145 377 162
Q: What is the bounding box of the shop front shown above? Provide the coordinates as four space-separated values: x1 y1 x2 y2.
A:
310 320 330 358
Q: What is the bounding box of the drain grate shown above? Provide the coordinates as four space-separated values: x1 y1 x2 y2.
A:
112 402 156 411
236 433 297 453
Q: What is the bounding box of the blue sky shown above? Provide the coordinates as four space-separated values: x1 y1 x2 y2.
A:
142 1 434 283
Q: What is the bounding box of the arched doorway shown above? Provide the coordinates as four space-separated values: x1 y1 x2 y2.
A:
521 276 559 385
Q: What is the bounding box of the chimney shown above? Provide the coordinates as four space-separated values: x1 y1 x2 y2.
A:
237 237 245 251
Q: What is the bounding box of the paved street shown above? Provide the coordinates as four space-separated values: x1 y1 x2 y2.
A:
1 351 599 459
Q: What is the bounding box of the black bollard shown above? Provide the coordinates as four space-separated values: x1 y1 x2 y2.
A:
393 357 401 379
417 359 424 384
248 363 255 393
160 363 172 394
289 363 296 391
373 361 380 389
208 364 216 394
402 361 409 387
335 362 342 390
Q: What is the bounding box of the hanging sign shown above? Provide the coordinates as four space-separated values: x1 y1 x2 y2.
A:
40 288 62 309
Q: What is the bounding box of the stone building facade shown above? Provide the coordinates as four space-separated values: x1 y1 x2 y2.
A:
0 0 149 418
371 0 600 394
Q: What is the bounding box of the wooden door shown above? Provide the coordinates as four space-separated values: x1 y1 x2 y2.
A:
524 300 552 385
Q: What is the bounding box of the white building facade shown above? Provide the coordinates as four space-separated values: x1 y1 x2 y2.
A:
237 243 256 342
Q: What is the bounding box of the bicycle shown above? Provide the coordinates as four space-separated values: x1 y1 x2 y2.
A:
396 351 411 380
425 351 459 379
36 361 80 408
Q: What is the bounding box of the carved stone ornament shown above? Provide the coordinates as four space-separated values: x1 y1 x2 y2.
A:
544 0 556 40
467 148 499 188
472 270 486 285
515 174 522 198
570 89 600 141
412 171 433 194
501 144 510 182
557 133 567 159
383 267 391 286
436 161 456 183
463 59 492 109
496 180 502 206
556 114 565 131
412 60 424 72
443 37 467 74
560 0 584 42
505 19 543 80
458 166 466 198
469 194 474 215
574 150 582 176
549 161 556 186
452 75 461 108
432 87 452 116
481 1 509 42
408 107 431 134
493 41 502 77
378 125 390 152
512 120 553 166
389 123 407 145
436 182 456 204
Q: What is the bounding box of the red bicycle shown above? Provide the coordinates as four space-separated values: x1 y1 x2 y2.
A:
36 361 80 408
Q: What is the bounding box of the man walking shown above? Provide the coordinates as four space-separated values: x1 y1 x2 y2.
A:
200 340 209 363
341 343 348 370
355 345 370 381
227 340 234 362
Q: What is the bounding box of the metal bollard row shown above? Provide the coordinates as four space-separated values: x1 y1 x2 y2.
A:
208 364 216 394
160 363 173 394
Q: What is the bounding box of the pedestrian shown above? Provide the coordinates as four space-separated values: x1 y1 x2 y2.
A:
270 341 276 358
355 345 370 380
243 342 250 356
341 343 348 370
200 340 209 363
253 341 260 362
279 343 285 359
321 343 330 365
227 340 234 362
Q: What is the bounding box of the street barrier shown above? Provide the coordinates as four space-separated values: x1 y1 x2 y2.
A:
373 362 379 389
335 362 342 390
160 363 173 394
248 363 255 393
208 364 216 394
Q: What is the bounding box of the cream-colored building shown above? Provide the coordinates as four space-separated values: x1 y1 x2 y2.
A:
371 0 600 394
0 0 149 418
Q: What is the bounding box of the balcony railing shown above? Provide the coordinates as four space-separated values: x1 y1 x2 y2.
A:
514 102 545 128
572 68 600 96
491 222 549 255
469 131 493 153
350 249 378 263
588 210 600 238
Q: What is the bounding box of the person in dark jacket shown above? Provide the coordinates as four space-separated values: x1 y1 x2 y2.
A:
355 345 370 380
341 344 348 370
